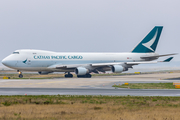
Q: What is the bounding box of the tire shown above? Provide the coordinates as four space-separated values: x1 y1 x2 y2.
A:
69 74 73 78
77 74 92 78
19 74 23 78
86 74 92 78
65 74 68 78
77 75 84 78
65 74 73 78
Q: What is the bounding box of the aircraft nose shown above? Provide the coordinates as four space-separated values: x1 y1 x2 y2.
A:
2 56 14 67
2 58 8 66
2 55 17 68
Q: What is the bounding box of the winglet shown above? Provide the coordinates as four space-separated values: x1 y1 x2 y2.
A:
162 57 174 62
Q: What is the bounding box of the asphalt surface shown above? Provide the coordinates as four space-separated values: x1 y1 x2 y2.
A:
0 73 180 96
0 88 180 96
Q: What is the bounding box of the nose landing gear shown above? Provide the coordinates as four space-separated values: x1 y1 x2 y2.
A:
18 71 23 78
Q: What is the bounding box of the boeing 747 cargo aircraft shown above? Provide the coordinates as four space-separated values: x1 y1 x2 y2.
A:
2 26 176 78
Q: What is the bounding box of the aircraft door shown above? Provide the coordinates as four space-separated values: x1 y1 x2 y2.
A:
15 61 18 66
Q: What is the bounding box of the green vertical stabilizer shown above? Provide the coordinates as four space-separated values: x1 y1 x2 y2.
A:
132 26 163 53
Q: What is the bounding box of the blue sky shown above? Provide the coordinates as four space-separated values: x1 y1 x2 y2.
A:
0 0 179 62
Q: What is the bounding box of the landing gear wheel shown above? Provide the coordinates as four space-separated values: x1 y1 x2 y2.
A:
77 74 92 78
85 73 92 78
77 75 83 78
18 71 23 78
19 74 23 78
64 73 73 78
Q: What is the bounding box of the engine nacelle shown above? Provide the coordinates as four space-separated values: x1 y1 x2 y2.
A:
111 65 124 73
75 67 89 75
38 71 53 75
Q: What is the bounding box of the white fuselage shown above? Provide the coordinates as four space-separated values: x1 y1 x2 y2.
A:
2 49 158 72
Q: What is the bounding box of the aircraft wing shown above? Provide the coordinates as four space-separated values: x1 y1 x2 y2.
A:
48 57 173 69
48 64 82 69
141 53 177 59
48 63 124 69
92 57 174 66
91 61 159 66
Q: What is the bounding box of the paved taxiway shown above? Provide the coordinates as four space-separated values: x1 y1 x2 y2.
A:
0 73 180 96
0 88 180 96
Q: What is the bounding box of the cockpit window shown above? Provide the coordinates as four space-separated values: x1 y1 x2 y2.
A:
13 52 19 54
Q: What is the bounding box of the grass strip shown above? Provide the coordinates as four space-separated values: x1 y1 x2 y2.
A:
113 82 178 89
0 95 180 107
0 95 180 119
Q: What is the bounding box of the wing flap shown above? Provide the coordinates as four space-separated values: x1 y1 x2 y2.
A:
126 61 158 65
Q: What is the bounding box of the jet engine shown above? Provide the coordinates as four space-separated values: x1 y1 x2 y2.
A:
75 67 89 75
38 71 53 75
111 65 124 73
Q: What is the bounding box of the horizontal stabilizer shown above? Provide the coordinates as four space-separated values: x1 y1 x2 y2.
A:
162 57 174 62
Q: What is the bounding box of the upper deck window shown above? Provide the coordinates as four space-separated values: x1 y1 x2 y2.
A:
13 52 19 54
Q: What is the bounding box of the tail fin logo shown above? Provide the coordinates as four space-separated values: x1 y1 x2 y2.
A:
142 29 158 52
131 26 163 53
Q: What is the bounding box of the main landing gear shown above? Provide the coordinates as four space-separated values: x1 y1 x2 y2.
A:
18 71 23 78
77 73 92 78
64 72 92 78
64 72 73 78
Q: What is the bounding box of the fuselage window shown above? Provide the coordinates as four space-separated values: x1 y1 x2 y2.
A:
13 52 19 54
